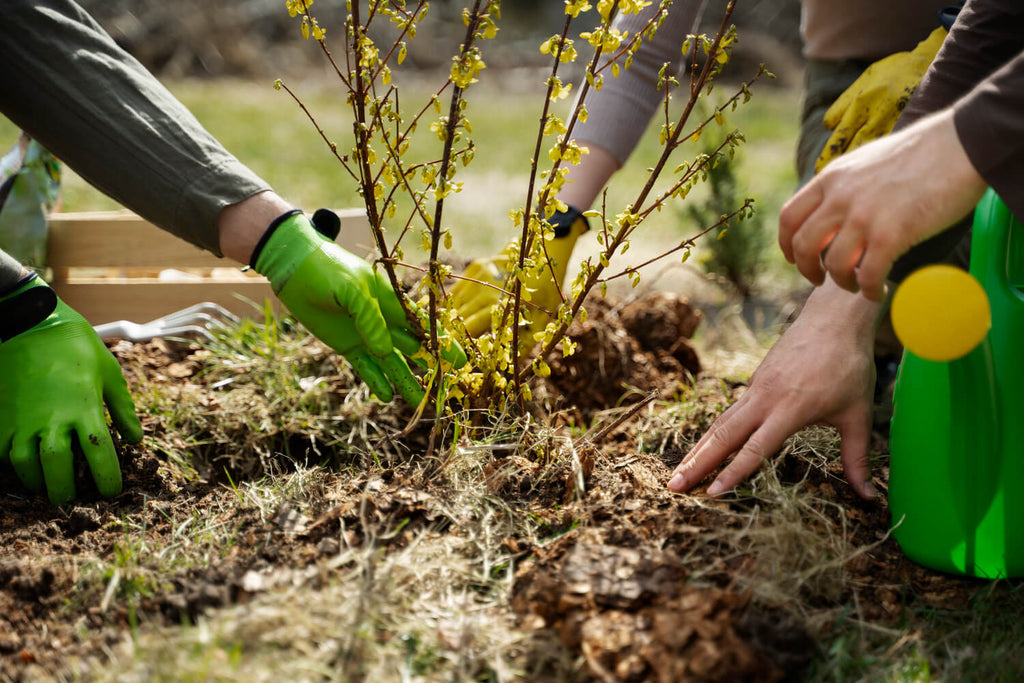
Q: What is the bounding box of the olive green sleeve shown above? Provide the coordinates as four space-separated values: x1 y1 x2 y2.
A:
0 249 26 293
0 0 271 256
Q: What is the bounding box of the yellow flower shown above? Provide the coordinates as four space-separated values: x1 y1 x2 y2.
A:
450 50 486 88
619 0 652 14
565 0 592 18
285 0 312 18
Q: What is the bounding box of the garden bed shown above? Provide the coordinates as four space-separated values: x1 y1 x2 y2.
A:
2 290 1021 681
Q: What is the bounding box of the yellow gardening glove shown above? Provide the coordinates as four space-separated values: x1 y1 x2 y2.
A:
450 207 589 340
816 27 947 173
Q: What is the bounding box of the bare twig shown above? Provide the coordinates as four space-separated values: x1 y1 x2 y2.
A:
577 390 658 446
520 2 754 380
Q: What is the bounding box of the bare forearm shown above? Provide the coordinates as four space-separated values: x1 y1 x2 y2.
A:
792 276 885 353
557 143 621 210
217 191 295 265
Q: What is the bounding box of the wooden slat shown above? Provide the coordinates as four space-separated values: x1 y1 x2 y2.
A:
56 280 280 326
46 208 373 268
45 208 374 325
47 212 220 267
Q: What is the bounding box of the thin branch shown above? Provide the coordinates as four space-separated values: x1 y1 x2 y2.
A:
502 10 578 374
519 1 745 381
578 391 658 445
599 199 755 283
276 80 358 183
427 0 487 362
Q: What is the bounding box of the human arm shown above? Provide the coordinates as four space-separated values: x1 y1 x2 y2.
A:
451 1 703 335
568 0 704 167
668 278 880 500
780 108 987 301
1 1 448 406
0 0 269 254
783 0 1024 299
557 143 621 212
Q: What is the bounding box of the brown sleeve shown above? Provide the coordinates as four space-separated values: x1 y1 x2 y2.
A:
889 0 1024 280
897 0 1024 210
953 51 1024 219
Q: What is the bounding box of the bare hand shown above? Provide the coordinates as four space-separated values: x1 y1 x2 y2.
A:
668 280 880 500
779 110 986 301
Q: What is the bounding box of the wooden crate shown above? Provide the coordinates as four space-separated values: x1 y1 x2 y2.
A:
46 209 372 325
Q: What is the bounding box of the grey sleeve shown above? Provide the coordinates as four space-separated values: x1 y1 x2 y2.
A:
0 0 272 257
570 0 705 164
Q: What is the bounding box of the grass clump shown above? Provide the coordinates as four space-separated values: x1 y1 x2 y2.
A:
90 455 546 682
131 307 412 484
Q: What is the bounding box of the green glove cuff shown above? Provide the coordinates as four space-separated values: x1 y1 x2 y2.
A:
250 209 347 294
248 209 303 268
250 210 324 293
0 273 58 342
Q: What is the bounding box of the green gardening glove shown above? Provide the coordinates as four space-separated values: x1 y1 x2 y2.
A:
0 274 143 505
252 210 464 406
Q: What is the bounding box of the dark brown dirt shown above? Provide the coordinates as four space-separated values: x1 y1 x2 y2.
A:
0 291 1015 681
538 293 702 419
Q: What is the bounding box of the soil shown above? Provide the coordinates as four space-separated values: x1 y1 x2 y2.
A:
0 291 1011 681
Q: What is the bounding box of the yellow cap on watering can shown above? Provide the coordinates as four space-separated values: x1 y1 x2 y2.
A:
891 264 991 362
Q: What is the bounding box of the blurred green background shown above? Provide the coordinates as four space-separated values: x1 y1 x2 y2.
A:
0 0 807 313
0 76 802 253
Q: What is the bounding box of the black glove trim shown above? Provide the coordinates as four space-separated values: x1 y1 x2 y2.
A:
0 275 58 342
938 4 963 31
0 271 37 299
550 205 589 239
312 208 341 242
248 209 303 269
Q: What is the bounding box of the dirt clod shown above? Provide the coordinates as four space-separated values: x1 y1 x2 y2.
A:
542 293 701 419
513 534 783 682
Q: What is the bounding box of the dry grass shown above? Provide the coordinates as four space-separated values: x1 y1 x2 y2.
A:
35 316 1022 681
84 322 559 681
729 431 887 608
103 482 528 681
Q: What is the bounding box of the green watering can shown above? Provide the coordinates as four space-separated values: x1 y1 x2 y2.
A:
889 189 1024 578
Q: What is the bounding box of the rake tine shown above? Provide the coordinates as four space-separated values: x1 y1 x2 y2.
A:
93 302 242 342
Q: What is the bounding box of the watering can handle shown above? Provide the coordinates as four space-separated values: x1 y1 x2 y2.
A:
970 189 1016 296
